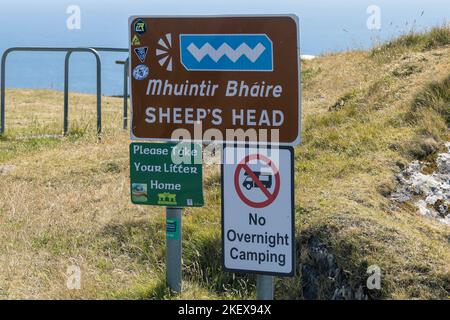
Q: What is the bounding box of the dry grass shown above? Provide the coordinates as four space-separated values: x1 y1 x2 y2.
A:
371 24 450 60
0 28 449 299
3 89 124 137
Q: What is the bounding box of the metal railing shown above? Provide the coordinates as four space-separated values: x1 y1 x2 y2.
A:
90 48 129 130
0 46 129 136
64 48 102 134
114 57 130 129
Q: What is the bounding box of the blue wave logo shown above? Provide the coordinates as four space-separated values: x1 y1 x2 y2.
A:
180 34 273 72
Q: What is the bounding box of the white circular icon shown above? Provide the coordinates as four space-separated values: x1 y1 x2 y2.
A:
133 64 150 80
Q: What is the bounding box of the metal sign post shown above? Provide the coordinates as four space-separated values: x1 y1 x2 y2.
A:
256 275 274 300
166 207 182 293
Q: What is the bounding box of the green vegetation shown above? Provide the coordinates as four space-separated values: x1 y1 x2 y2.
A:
372 24 450 58
411 75 450 126
0 27 449 299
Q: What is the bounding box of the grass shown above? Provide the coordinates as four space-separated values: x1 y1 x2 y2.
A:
0 27 449 299
371 24 450 59
411 75 450 126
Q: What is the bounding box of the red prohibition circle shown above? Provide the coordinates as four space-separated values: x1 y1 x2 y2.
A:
234 154 280 208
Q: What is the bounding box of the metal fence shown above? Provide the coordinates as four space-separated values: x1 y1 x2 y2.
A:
86 47 129 130
0 46 129 136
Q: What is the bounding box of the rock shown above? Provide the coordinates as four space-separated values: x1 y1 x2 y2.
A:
410 172 442 196
433 199 449 218
301 236 368 300
0 165 16 175
436 144 450 174
391 142 450 225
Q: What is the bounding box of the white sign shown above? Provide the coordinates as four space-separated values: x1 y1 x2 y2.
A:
221 146 295 276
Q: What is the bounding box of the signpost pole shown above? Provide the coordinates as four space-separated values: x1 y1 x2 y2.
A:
166 206 182 293
256 275 274 300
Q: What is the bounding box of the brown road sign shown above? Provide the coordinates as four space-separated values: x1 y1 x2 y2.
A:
129 15 301 145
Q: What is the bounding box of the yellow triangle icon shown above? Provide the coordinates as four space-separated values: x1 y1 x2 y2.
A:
132 35 141 46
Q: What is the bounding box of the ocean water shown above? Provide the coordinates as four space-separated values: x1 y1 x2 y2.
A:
0 0 448 95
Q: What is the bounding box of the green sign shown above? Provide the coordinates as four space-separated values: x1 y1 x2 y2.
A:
130 142 204 207
166 218 180 240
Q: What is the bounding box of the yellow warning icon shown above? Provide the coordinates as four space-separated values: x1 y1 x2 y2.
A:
132 35 141 46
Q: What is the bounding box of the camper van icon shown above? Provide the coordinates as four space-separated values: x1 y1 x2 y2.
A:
242 171 273 190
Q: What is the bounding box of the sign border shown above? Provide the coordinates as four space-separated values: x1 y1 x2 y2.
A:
128 14 302 146
221 144 296 277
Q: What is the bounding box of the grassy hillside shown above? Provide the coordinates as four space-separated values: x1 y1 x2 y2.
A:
0 26 449 299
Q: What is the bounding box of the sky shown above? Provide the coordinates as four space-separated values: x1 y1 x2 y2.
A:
0 0 448 94
2 0 449 51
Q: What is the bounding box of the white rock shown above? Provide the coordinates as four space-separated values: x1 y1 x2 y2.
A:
437 155 450 174
416 200 436 218
425 194 441 205
391 142 450 224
